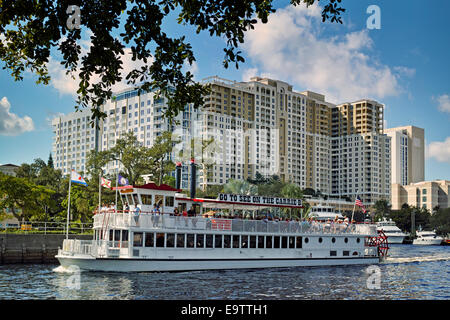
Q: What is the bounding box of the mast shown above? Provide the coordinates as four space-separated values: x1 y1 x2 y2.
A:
66 171 72 240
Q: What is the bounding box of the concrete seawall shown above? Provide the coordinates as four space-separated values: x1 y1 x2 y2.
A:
0 234 92 264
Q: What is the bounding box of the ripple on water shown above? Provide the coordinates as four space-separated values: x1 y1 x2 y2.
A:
0 245 449 299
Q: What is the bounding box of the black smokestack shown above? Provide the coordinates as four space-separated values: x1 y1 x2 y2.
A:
175 162 182 190
190 158 196 199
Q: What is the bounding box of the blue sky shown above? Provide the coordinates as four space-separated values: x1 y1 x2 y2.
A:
0 0 449 181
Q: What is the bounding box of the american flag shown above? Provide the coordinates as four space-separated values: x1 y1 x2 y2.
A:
355 195 367 213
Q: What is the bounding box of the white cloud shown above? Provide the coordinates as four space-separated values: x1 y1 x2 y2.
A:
426 137 450 163
0 97 34 136
47 37 153 97
436 94 450 114
183 59 200 81
242 4 410 103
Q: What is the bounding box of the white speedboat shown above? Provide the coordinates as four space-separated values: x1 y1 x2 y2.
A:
376 218 407 244
309 204 344 221
56 185 387 272
413 230 443 245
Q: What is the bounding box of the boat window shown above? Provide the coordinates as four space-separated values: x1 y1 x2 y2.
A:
165 196 174 207
257 236 264 249
304 237 309 244
126 194 134 205
241 235 248 248
166 233 175 247
178 203 187 213
343 251 350 256
288 237 295 249
332 237 336 243
281 236 288 248
318 237 323 243
196 234 205 248
156 233 165 247
344 237 348 243
330 250 337 257
232 235 240 248
155 195 164 207
177 234 185 248
145 232 154 247
250 236 256 248
215 234 223 248
141 194 152 205
356 238 361 243
206 234 213 248
187 234 195 248
109 229 114 241
122 230 129 243
121 194 128 205
296 236 302 249
133 232 143 247
352 251 358 256
274 236 280 248
132 193 140 205
223 235 231 248
266 236 273 249
114 230 121 242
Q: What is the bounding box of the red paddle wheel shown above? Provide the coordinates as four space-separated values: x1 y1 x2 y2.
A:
365 230 389 258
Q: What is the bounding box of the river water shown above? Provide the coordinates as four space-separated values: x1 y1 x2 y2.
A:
0 244 449 300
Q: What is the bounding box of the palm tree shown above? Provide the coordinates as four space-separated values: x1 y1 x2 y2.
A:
223 179 257 195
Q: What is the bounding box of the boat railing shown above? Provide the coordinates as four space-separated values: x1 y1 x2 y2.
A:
93 212 377 236
60 239 130 258
61 239 95 256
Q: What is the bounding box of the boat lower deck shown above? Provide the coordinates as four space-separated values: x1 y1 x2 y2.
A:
56 255 380 272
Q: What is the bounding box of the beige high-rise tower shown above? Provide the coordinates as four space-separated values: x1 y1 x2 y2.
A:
384 126 425 185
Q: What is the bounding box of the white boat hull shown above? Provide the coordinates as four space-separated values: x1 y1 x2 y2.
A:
56 255 379 272
384 235 405 244
412 238 443 245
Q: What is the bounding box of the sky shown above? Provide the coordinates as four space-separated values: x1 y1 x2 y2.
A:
0 0 449 181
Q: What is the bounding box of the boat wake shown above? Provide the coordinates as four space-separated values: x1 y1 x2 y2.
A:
52 265 80 273
383 255 450 264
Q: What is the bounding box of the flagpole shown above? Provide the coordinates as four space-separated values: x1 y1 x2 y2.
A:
115 170 118 213
351 190 358 223
66 171 72 240
98 172 101 214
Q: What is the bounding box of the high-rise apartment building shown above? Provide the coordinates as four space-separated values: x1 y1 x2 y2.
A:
384 126 425 186
51 75 391 206
199 76 334 193
99 87 199 189
51 108 100 175
331 100 391 205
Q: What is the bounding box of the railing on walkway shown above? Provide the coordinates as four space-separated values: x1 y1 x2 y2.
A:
1 221 93 234
93 212 377 236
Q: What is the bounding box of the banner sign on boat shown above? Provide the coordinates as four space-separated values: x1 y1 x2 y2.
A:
218 193 302 207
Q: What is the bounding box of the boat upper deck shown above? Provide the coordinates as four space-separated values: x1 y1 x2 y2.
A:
93 211 377 236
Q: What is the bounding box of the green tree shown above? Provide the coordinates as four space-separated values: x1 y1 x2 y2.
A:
148 131 178 185
430 208 450 236
102 131 153 185
0 173 56 221
373 199 391 221
224 179 257 195
281 183 305 219
0 0 345 122
47 153 54 168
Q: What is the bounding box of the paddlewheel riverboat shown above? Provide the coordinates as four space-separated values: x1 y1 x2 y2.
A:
56 182 388 272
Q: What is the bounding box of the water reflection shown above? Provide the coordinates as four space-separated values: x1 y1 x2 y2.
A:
0 245 448 300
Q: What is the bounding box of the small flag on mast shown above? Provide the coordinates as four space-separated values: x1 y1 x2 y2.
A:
101 177 112 189
70 170 87 186
118 174 129 186
355 195 366 213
